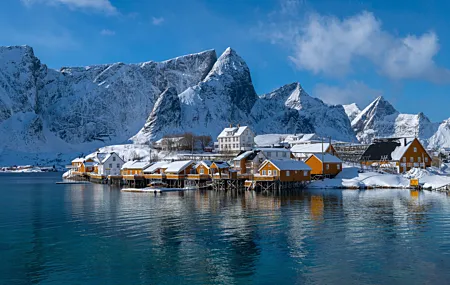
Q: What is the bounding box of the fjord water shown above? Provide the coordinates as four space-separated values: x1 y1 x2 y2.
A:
2 173 450 284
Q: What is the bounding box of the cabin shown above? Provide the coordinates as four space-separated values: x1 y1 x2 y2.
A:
143 161 169 180
187 161 213 181
94 152 124 176
233 150 265 176
217 125 255 153
256 159 311 182
121 161 152 176
360 137 431 173
70 158 95 174
290 142 337 161
305 153 342 177
210 161 230 178
164 160 195 179
154 136 190 151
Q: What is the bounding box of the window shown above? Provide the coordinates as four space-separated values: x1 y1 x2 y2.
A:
425 157 429 162
326 164 330 170
286 171 290 177
200 169 204 174
303 171 308 176
268 170 272 175
410 157 414 163
337 164 340 170
117 164 120 168
262 170 267 175
403 157 406 162
275 152 279 157
113 156 116 162
273 170 278 176
109 164 112 168
283 152 287 158
418 157 421 162
414 147 417 152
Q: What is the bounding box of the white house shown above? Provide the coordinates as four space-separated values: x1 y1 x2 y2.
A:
95 152 124 176
256 148 292 160
217 125 255 152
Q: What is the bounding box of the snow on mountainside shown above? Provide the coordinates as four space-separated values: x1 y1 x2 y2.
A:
134 50 356 143
343 103 360 122
428 119 450 149
352 96 439 146
0 45 217 164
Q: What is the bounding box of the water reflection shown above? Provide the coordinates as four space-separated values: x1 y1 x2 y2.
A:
3 174 450 284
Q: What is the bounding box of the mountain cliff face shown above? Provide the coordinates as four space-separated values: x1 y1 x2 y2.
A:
0 45 216 163
343 103 360 122
250 83 356 142
133 49 356 143
351 96 440 146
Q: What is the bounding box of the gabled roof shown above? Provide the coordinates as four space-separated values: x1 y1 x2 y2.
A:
256 147 291 152
307 153 342 163
211 161 230 169
72 158 85 163
121 161 152 170
218 126 250 138
361 138 421 161
165 160 194 173
291 143 331 153
143 161 169 173
259 159 311 171
196 160 213 169
233 150 253 161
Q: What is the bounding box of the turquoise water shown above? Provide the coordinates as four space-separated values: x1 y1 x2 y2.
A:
2 173 450 284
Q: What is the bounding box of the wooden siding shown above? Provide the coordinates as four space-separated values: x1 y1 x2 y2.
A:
258 161 310 182
398 138 432 172
121 169 144 175
305 155 342 176
196 164 209 175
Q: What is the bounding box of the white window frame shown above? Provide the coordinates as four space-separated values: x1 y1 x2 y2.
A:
286 171 290 177
273 170 278 176
262 170 267 175
337 164 340 170
303 171 308 176
414 147 417 153
326 164 330 170
268 170 272 176
410 157 414 163
403 157 406 162
200 168 204 174
425 157 428 162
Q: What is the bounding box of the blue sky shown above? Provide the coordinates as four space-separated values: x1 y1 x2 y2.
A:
1 0 450 121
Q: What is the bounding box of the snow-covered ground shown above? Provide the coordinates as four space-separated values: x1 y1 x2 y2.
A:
309 165 450 189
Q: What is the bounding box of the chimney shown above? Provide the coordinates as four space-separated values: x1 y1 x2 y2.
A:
229 124 232 128
404 138 407 146
237 123 240 127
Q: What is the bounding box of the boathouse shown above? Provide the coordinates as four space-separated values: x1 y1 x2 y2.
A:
164 160 195 187
256 159 311 182
360 137 431 173
210 161 230 178
305 153 342 178
143 161 169 180
290 142 337 161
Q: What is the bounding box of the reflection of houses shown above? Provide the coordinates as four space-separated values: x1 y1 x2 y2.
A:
217 125 255 153
360 137 431 173
291 143 337 161
305 153 342 178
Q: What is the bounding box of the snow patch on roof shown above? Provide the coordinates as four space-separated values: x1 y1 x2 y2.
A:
263 159 311 171
218 126 249 138
165 160 194 173
308 153 341 163
291 143 331 153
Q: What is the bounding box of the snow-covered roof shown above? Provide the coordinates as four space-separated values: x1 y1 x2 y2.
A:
196 160 213 169
165 160 194 173
291 143 331 153
257 148 291 152
260 159 311 171
218 126 249 138
84 162 96 167
391 138 415 160
233 150 253 161
72 158 84 163
121 161 152 170
211 161 230 169
143 161 169 173
96 153 109 163
308 153 342 163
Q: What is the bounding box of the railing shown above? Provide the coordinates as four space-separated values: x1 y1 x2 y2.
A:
253 175 277 181
186 174 210 180
122 175 145 180
166 174 185 180
144 174 164 180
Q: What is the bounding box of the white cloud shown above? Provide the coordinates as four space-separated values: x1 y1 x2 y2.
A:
314 81 382 107
100 29 115 36
21 0 118 15
152 16 164 26
262 2 450 82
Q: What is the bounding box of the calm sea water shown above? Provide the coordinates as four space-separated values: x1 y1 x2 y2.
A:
1 173 450 284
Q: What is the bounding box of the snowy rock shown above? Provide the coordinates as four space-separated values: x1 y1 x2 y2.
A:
343 103 360 122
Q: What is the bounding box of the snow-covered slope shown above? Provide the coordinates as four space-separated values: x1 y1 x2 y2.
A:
0 45 216 164
134 51 356 143
428 119 450 149
352 96 439 145
343 103 360 122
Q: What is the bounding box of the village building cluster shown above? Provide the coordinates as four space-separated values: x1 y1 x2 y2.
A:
67 124 433 191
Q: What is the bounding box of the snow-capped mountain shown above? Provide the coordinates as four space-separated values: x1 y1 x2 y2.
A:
351 96 439 145
428 119 450 149
343 103 360 122
0 45 216 164
133 48 357 143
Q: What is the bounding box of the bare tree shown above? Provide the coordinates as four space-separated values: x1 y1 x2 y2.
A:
196 135 212 150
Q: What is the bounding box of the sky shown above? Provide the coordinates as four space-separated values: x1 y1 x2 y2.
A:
1 0 450 121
